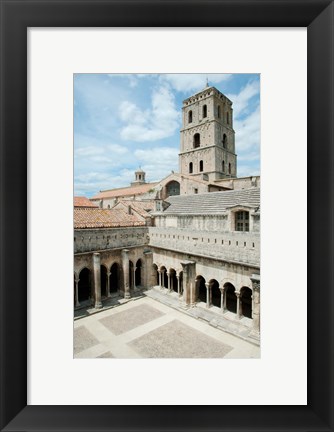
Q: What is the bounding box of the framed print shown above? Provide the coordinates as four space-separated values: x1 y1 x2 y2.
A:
1 1 333 431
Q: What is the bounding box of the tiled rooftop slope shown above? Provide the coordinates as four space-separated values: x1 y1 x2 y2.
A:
164 188 260 215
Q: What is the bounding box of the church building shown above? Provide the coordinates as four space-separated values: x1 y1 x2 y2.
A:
74 84 260 342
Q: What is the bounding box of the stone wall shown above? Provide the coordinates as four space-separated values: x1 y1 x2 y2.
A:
74 227 149 254
148 227 259 266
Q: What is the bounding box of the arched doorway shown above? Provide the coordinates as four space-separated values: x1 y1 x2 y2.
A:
78 268 91 303
110 263 120 293
225 282 237 313
153 264 159 286
161 266 168 288
135 259 142 287
100 265 108 298
240 287 252 318
210 279 221 307
169 268 178 293
196 275 206 303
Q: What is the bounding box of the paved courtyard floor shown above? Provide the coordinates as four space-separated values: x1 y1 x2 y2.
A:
74 296 260 359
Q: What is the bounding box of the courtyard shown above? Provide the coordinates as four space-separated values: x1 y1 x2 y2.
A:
74 296 260 359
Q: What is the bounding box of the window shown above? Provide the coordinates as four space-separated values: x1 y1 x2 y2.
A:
222 134 227 148
228 162 231 174
222 160 225 172
199 160 204 172
217 105 221 118
193 133 200 148
194 188 198 194
235 211 249 232
188 110 192 123
189 162 193 174
227 112 230 124
203 104 207 118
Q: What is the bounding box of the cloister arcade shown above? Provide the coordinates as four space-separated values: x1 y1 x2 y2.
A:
152 264 254 320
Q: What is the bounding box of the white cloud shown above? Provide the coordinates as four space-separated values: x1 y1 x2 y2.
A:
234 105 260 152
227 80 260 117
161 74 232 93
119 86 179 142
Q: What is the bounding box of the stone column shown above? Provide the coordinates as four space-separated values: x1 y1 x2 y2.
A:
133 266 137 290
74 276 80 307
181 261 196 306
176 274 181 296
106 272 111 298
250 274 260 339
167 271 171 292
158 270 162 288
219 287 224 313
161 268 166 289
223 287 227 311
236 291 241 319
121 249 131 299
144 250 153 288
205 282 211 308
93 253 102 309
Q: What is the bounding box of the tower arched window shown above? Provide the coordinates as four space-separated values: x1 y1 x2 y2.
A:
228 162 231 174
193 133 200 148
227 112 230 124
203 104 207 118
189 162 193 174
188 110 192 123
199 160 204 172
222 134 227 148
222 160 225 172
217 105 221 118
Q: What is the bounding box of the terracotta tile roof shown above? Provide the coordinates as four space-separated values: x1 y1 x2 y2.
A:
74 196 98 208
91 182 158 200
116 200 155 218
74 208 146 229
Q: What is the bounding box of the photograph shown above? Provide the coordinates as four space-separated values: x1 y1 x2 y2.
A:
73 73 261 359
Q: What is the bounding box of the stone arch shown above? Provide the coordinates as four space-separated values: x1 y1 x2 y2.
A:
169 268 178 293
100 264 108 298
224 282 237 313
160 266 168 288
152 263 159 286
78 267 91 303
240 286 252 318
110 262 120 293
166 180 180 197
209 279 220 307
196 275 206 303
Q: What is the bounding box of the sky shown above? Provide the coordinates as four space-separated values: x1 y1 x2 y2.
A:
74 73 260 197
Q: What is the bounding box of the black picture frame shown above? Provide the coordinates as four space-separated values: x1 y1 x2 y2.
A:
1 1 333 431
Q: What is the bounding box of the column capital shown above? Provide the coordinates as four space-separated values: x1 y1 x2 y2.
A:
235 291 241 298
250 274 260 291
107 272 111 277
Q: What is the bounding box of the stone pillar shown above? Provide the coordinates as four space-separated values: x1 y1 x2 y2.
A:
133 266 137 290
121 249 131 299
106 272 111 298
236 291 241 319
74 276 80 307
144 250 153 287
223 287 227 311
176 274 181 296
167 272 171 292
161 268 166 289
250 274 260 339
93 253 102 309
219 287 224 313
181 261 196 306
158 270 162 288
205 282 211 308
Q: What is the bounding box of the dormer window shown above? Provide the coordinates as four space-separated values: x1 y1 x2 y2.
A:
235 211 249 232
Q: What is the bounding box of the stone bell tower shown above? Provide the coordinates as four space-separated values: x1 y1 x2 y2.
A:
131 167 146 186
179 84 237 181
